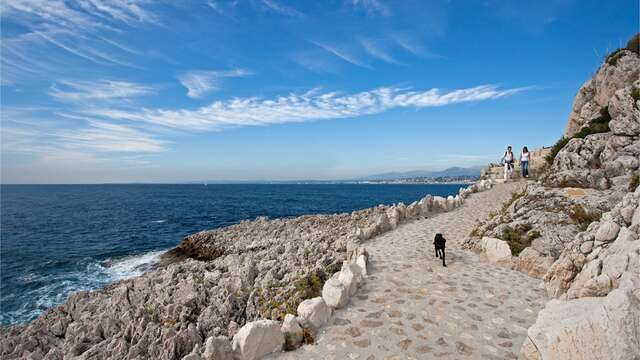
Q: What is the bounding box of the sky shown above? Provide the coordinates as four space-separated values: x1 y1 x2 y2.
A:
1 0 637 183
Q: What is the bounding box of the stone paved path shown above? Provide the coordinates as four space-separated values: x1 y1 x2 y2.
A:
269 182 548 360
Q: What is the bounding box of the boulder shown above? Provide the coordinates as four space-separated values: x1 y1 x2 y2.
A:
338 262 363 297
321 278 348 309
203 336 233 360
356 254 368 276
296 297 331 331
521 271 640 360
231 320 284 360
374 213 391 234
481 237 512 263
595 221 620 242
420 195 433 214
280 314 303 350
514 247 554 279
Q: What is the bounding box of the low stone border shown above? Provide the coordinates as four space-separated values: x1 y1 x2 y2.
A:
213 179 496 360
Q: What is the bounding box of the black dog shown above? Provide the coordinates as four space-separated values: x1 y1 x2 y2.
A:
433 233 447 267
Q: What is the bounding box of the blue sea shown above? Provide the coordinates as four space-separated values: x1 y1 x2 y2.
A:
0 183 464 325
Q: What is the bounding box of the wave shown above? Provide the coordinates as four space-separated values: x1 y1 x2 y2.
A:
1 249 167 325
151 219 167 223
101 250 165 281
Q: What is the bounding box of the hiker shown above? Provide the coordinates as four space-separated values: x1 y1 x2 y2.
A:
433 233 447 267
502 146 514 180
520 146 530 178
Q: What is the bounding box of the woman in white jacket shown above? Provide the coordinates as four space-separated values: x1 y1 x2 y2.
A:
503 146 514 180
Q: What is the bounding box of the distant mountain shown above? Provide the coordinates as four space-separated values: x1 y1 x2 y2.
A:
361 166 484 181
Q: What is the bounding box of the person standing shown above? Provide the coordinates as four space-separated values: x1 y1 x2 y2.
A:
520 146 530 178
503 146 514 181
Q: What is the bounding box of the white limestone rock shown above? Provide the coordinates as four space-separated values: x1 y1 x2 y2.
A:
481 237 512 263
356 254 368 276
338 262 363 297
296 297 331 331
321 278 348 309
595 221 620 242
521 271 640 360
280 314 303 350
203 336 233 360
231 320 284 360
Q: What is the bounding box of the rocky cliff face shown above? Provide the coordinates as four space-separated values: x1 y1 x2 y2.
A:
465 34 640 359
548 48 640 191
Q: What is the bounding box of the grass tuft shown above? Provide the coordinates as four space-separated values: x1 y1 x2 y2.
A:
500 224 539 256
629 172 640 192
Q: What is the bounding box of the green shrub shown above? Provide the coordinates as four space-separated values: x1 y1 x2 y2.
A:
546 137 570 164
606 48 625 66
501 224 537 256
627 33 640 54
629 172 640 192
546 107 611 165
631 88 640 102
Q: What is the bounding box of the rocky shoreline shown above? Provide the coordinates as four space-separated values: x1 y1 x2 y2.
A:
0 177 494 359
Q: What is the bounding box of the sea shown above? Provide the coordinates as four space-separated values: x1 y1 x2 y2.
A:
0 183 464 325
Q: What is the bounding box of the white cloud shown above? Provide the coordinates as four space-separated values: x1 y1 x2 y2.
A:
2 116 167 156
360 39 400 64
49 80 154 101
57 120 167 153
312 41 372 69
262 0 304 17
84 84 528 131
352 0 389 16
178 69 251 99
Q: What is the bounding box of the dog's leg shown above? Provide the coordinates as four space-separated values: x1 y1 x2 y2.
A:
442 248 446 267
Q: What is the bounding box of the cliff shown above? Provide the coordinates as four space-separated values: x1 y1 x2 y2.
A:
465 33 640 359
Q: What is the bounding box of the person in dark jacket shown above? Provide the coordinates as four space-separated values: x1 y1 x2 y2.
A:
433 233 447 267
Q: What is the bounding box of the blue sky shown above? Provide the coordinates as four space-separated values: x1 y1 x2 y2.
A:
1 0 637 183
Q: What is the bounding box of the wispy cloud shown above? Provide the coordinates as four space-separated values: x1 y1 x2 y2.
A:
312 41 372 69
84 84 528 131
57 120 167 153
178 69 252 98
0 0 157 82
360 39 401 64
262 0 304 17
351 0 390 16
49 80 154 102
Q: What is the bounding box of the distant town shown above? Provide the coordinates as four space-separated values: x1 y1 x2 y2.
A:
351 175 479 184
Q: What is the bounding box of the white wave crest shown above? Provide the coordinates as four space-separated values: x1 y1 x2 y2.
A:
103 250 165 281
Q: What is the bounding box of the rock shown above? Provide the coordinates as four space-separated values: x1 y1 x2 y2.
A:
321 278 348 309
406 201 421 219
182 353 202 360
595 221 620 242
338 262 363 297
608 83 640 136
522 271 640 360
280 314 303 350
356 254 367 276
374 213 391 234
420 195 433 214
632 205 640 226
579 241 593 254
203 336 233 360
296 297 331 331
481 237 512 263
514 248 554 279
231 320 284 360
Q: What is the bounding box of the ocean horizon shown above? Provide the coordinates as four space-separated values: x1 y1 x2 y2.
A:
0 183 464 325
